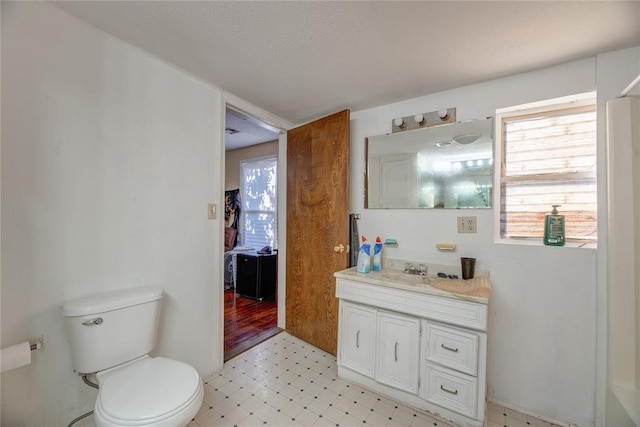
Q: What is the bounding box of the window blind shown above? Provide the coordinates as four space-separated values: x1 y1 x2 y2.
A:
500 106 597 241
240 156 278 249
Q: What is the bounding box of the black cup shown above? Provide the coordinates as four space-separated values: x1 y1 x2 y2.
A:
461 257 476 280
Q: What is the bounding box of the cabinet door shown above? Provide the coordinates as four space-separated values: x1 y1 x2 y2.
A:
376 311 420 393
339 302 376 378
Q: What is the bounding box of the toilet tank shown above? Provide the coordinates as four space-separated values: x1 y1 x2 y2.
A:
63 286 164 374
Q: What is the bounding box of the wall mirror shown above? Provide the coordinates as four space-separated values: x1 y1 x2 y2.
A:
366 117 494 209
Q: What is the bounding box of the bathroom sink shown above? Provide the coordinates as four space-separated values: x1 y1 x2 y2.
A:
428 276 492 298
377 271 431 285
336 261 492 302
374 270 492 299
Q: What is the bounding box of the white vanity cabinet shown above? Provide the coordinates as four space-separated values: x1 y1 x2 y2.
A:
335 270 490 427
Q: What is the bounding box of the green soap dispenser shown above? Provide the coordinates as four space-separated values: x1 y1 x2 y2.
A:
544 205 565 246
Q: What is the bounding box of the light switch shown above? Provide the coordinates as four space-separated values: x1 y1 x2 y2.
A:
208 204 217 220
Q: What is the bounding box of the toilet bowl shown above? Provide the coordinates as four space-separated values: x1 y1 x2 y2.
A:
63 287 204 427
93 356 203 427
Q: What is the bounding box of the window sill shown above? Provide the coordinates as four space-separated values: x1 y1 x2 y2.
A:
494 238 597 250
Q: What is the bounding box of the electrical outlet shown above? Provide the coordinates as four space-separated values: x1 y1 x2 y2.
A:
457 216 477 233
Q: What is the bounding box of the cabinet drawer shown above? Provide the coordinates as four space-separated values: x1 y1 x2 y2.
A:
425 322 479 376
424 363 478 418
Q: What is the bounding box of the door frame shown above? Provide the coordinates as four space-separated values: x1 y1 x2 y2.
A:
219 93 292 363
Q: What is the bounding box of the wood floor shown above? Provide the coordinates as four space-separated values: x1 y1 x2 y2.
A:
224 289 280 361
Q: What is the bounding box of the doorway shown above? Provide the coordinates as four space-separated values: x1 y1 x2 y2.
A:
223 106 282 361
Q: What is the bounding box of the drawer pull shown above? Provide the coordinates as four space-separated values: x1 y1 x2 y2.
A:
394 342 398 361
440 384 458 395
441 343 459 353
356 330 360 348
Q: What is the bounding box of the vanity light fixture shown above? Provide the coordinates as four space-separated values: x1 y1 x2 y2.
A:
393 118 405 128
391 108 456 133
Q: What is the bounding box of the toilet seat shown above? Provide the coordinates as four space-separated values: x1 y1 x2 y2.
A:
94 356 203 426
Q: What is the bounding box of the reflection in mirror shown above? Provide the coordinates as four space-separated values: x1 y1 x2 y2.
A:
366 118 493 209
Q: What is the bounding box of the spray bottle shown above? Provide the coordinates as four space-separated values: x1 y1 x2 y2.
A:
356 236 371 273
372 236 383 271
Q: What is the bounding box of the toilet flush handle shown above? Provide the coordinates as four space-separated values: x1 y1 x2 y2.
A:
82 317 103 326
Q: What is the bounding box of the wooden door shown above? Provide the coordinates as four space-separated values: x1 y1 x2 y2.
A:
286 110 350 355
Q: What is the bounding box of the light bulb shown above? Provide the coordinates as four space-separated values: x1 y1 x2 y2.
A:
414 114 424 124
438 109 449 120
393 118 404 128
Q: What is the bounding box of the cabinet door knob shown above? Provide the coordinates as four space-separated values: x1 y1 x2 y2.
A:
333 244 345 253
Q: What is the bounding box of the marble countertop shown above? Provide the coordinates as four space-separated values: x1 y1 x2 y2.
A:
334 266 492 304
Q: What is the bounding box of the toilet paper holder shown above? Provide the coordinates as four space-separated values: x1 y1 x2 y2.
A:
2 337 42 352
29 338 43 351
1 337 42 373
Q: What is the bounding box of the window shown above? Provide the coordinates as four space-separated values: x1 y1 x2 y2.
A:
240 155 277 249
496 94 597 243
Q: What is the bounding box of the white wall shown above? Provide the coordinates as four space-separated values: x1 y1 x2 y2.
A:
350 48 640 426
225 140 278 190
1 2 225 425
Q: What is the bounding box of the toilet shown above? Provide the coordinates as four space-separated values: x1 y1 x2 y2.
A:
63 286 204 427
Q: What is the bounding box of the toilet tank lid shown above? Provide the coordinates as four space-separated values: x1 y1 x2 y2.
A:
63 286 164 317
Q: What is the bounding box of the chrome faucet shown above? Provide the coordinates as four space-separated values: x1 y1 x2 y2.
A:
403 263 427 276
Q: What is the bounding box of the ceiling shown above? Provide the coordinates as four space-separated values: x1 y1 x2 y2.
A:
52 1 640 145
225 108 279 150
